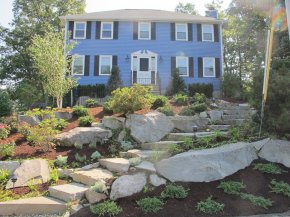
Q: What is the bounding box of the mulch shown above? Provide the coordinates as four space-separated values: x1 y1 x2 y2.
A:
72 159 290 217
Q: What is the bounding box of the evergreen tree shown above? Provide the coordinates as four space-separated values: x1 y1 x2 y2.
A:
106 66 123 94
166 69 186 96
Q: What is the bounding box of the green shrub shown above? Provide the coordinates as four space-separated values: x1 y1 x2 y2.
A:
240 193 273 209
166 69 186 96
168 144 183 154
107 84 154 114
74 143 83 149
270 179 290 197
253 163 286 174
55 155 68 167
0 124 10 139
90 201 122 216
188 83 213 98
75 153 87 163
157 106 174 116
103 100 113 114
161 183 188 199
77 84 107 98
0 169 9 184
0 142 15 159
172 93 188 105
72 106 88 117
120 141 134 151
218 181 246 195
129 157 142 166
107 66 123 94
25 108 54 120
0 91 13 117
179 106 195 116
27 126 56 151
90 181 108 194
137 197 164 213
151 95 168 109
221 72 241 98
50 168 59 183
85 98 98 108
89 142 97 149
39 118 68 131
192 103 207 113
196 196 224 214
193 93 206 104
91 151 102 160
79 116 93 127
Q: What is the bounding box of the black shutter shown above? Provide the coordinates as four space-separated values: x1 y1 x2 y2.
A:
215 58 221 78
189 57 194 77
86 21 91 39
171 57 176 73
94 55 99 76
68 21 74 39
198 57 203 77
133 22 138 40
197 24 202 42
151 22 156 40
113 21 119 40
214 24 219 42
113 56 118 67
170 23 175 41
95 21 101 39
188 24 193 41
84 55 90 76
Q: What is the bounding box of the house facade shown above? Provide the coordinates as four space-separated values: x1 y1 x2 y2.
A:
60 9 223 95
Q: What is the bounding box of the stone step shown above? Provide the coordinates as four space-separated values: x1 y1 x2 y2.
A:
223 109 252 115
222 114 251 120
223 119 249 126
218 103 251 110
165 131 228 141
99 158 130 173
0 196 67 216
208 125 231 131
141 141 184 150
126 149 171 161
135 161 156 173
71 168 113 186
48 183 88 202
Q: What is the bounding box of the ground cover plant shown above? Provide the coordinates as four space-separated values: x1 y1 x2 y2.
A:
136 197 164 213
161 183 188 199
90 200 122 216
254 163 286 174
270 180 290 197
240 193 273 209
218 181 246 195
196 196 225 214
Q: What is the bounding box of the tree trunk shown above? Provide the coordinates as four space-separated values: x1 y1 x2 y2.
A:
56 96 63 109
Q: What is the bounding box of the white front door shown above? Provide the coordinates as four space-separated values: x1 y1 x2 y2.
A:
137 57 151 85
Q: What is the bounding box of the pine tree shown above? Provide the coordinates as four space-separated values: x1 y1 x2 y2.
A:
107 66 123 94
166 69 186 96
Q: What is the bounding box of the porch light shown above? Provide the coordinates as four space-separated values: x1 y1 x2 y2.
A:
11 175 17 188
192 124 198 141
125 55 130 62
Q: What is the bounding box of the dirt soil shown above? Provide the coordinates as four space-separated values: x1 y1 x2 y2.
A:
72 159 290 217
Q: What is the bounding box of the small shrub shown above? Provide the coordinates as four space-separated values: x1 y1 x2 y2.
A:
89 142 97 149
79 115 93 127
18 123 31 138
0 124 10 139
27 180 37 192
75 153 87 163
55 155 68 167
129 157 142 166
172 93 188 105
188 83 213 98
91 151 102 160
107 66 123 94
77 84 107 98
179 106 195 116
90 200 122 216
218 181 246 195
168 144 183 154
229 127 241 141
253 163 286 174
193 93 206 104
192 103 207 113
39 118 68 131
151 95 168 110
240 193 273 209
166 69 186 96
157 106 174 116
90 181 108 194
103 100 113 114
25 108 54 120
0 142 15 159
137 197 164 213
0 169 9 184
26 126 57 151
196 196 224 214
161 183 188 199
72 106 88 117
270 179 290 197
0 91 13 117
74 143 83 149
50 168 59 183
120 141 134 151
85 98 98 108
182 137 193 149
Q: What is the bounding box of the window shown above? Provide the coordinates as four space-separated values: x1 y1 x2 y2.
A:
99 55 112 75
203 57 215 77
101 22 113 39
138 22 151 40
202 24 214 42
74 22 86 39
176 23 187 41
72 55 85 75
176 57 189 76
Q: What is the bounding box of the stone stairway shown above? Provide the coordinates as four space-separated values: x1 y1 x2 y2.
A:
48 183 88 202
166 131 228 141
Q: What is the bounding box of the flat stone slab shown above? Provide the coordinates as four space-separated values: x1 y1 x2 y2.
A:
141 141 184 150
135 161 156 173
49 183 88 202
99 158 130 173
169 115 209 132
166 131 227 141
0 196 67 216
127 149 170 160
85 189 108 204
208 125 231 131
0 161 20 175
71 168 113 186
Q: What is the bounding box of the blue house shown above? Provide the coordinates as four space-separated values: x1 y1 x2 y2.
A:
60 9 223 95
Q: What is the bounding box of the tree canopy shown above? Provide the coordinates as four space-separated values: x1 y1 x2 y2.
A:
175 2 199 15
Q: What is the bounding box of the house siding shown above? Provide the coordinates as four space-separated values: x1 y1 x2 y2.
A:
69 21 223 93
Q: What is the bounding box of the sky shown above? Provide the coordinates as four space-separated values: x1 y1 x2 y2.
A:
0 0 231 28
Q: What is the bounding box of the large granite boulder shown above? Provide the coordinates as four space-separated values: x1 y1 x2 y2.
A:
102 116 125 129
156 142 257 182
54 111 73 120
169 115 209 132
18 115 40 126
99 158 130 173
6 159 50 189
0 161 20 175
56 127 112 147
125 111 174 143
85 189 108 204
208 110 223 122
110 173 147 200
258 139 290 168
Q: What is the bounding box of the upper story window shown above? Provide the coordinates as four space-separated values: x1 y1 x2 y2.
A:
101 22 113 39
176 23 188 41
202 24 214 42
99 55 112 75
203 57 215 77
72 55 85 75
138 22 151 40
176 56 189 76
74 22 86 39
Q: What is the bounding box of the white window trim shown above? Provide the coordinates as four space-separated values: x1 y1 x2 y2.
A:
101 22 114 40
99 55 113 76
72 55 85 75
202 24 214 42
175 23 188 41
203 57 216 77
176 56 189 77
73 21 86 39
138 22 151 40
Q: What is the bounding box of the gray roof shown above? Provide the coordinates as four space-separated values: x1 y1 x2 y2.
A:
60 9 222 24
